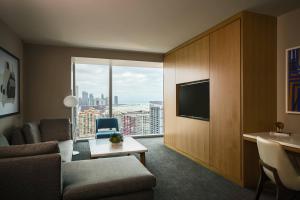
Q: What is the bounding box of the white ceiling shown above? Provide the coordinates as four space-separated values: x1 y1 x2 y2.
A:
0 0 299 53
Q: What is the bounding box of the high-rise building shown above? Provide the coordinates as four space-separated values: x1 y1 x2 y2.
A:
78 108 100 138
114 96 118 105
89 93 94 106
95 97 101 106
150 101 163 134
122 111 150 135
82 91 89 105
75 86 79 98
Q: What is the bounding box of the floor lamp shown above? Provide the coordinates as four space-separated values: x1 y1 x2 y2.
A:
63 95 80 156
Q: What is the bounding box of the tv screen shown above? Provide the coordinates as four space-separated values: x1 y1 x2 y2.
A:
177 80 209 121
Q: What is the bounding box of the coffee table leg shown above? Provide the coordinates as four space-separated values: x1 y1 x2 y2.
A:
140 152 146 165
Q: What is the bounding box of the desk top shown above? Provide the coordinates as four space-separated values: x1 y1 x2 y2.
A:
243 132 300 153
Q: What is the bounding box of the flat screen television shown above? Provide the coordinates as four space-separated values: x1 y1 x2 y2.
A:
177 80 209 121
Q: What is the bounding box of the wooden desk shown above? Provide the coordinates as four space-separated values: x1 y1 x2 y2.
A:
243 132 300 153
243 132 300 187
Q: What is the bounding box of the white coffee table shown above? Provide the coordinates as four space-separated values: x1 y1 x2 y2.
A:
88 136 148 165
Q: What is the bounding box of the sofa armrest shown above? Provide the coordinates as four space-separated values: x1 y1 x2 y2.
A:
0 141 59 159
0 153 62 200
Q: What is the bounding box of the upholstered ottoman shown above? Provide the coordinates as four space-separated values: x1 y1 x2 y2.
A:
62 156 156 200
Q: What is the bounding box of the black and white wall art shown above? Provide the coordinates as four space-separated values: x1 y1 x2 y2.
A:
0 47 20 118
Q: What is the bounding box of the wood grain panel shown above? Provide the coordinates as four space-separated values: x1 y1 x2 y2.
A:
176 117 209 164
163 53 177 146
176 36 209 83
209 19 242 183
243 140 260 188
241 12 277 133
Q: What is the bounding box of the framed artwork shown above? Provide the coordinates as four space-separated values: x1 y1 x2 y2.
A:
286 46 300 114
0 47 20 118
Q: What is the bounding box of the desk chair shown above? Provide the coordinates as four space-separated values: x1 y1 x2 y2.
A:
96 118 119 139
255 137 300 200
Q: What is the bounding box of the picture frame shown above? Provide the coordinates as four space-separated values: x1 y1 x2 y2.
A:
0 47 20 118
286 46 300 114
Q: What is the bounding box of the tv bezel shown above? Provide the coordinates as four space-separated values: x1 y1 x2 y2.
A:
176 79 210 121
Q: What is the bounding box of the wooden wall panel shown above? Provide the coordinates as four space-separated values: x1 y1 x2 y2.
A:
164 36 210 165
209 20 241 183
176 36 209 83
163 53 177 146
241 12 277 133
164 12 277 186
176 118 209 164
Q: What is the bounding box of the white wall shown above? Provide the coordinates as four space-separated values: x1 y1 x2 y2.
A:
277 8 300 134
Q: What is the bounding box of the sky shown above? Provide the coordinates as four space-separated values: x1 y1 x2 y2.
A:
75 63 163 104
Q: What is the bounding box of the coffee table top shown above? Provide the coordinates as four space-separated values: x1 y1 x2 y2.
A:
89 136 148 158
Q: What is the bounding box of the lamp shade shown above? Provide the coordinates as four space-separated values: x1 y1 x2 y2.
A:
63 95 79 108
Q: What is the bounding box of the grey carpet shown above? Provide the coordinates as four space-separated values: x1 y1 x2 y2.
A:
73 137 277 200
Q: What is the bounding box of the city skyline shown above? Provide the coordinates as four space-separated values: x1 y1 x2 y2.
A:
75 63 163 104
76 101 164 138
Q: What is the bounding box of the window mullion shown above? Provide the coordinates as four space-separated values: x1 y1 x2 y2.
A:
109 61 112 117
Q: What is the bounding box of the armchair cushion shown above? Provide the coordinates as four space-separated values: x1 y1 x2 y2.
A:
0 134 9 147
62 156 156 200
96 130 119 139
0 141 60 159
23 122 42 144
40 119 71 142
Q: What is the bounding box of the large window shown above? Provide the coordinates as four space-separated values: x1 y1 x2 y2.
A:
74 62 109 138
73 58 163 139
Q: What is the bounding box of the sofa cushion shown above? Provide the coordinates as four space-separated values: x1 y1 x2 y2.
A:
40 119 71 142
58 140 73 162
23 122 42 144
10 128 26 145
0 154 62 200
0 141 60 159
62 156 156 200
0 134 9 147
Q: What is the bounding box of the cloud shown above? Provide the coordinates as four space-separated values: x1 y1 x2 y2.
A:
75 64 163 104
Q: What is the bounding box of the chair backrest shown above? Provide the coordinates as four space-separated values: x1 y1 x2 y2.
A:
257 137 300 190
96 118 119 132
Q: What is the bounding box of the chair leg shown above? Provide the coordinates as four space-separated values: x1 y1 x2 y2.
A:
255 167 267 200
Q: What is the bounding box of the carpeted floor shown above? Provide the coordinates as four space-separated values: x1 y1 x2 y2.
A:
73 137 276 200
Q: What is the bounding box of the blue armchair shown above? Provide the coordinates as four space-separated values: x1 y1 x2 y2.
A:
95 118 119 139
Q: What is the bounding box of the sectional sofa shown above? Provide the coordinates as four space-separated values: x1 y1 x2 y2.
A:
0 119 156 200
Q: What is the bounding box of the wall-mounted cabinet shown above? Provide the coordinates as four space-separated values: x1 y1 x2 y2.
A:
163 11 276 186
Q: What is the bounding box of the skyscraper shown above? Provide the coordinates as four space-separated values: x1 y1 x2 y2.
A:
114 96 118 105
89 93 94 106
150 101 163 134
78 108 100 138
75 86 79 98
122 111 150 135
82 91 89 105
